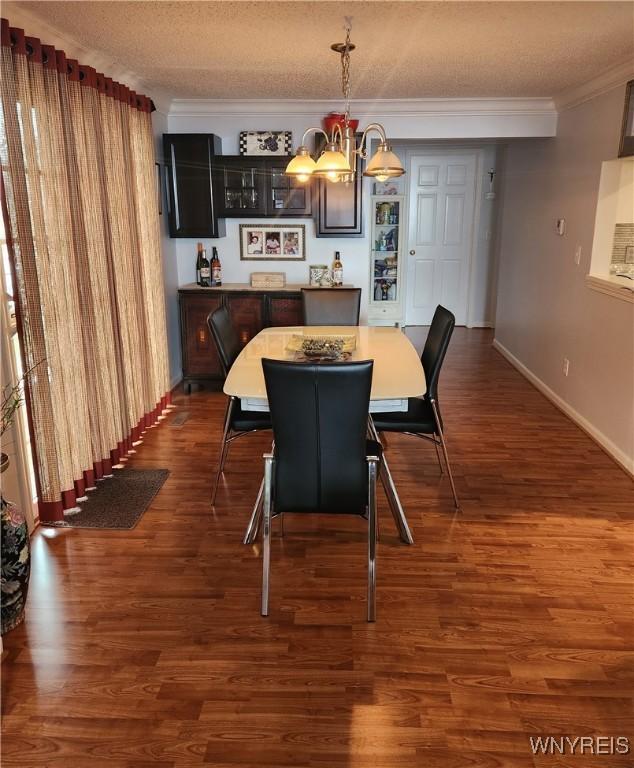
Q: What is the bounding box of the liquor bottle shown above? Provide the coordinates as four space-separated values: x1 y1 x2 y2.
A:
199 248 211 287
332 251 343 287
211 247 222 287
195 242 203 285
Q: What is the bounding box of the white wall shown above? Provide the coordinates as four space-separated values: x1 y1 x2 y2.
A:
151 111 181 387
495 84 634 472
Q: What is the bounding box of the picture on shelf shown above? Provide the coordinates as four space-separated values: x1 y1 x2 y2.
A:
240 224 306 261
239 130 292 156
618 80 634 158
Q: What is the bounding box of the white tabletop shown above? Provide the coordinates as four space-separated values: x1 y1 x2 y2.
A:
224 326 426 412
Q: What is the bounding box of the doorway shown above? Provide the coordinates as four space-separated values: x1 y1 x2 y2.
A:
405 151 478 326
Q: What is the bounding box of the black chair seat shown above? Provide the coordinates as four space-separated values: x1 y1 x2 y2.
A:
232 401 272 432
372 397 439 434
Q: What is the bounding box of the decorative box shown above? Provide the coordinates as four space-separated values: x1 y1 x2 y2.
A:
250 271 286 289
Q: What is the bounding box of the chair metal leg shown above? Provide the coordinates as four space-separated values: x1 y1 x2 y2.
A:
433 437 444 474
243 477 264 545
367 457 379 622
261 454 274 617
430 399 460 510
212 397 235 505
368 418 414 545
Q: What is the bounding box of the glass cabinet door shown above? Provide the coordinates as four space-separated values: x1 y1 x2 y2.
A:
218 159 267 217
268 166 312 217
372 199 401 302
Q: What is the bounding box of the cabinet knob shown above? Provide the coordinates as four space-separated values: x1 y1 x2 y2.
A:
409 250 416 256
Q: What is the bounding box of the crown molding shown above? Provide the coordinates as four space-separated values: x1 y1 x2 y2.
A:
554 59 634 111
168 97 557 119
2 1 171 114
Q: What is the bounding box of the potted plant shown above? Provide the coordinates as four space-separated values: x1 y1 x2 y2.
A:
1 373 32 634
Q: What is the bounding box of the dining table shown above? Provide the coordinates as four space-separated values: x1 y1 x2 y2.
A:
223 325 426 546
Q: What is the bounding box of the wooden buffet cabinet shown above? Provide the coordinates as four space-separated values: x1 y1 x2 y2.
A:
179 283 305 391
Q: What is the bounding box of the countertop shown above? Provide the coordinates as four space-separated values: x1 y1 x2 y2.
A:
585 273 634 303
178 283 353 293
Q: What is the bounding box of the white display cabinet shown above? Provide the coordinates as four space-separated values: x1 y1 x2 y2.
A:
368 195 405 326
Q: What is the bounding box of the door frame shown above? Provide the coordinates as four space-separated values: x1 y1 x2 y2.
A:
402 146 485 328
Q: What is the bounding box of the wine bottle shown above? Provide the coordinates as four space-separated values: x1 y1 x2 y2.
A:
199 248 211 287
332 251 343 287
211 247 222 287
195 242 203 285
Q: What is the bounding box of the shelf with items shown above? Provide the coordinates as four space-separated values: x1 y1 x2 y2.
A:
369 195 405 324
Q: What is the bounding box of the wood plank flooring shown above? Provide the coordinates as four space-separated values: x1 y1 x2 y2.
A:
2 329 633 767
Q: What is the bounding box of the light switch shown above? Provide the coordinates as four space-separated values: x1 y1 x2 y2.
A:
556 219 566 236
574 245 582 265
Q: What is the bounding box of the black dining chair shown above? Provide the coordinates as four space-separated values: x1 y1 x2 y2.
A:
207 306 271 504
301 287 361 326
260 358 381 621
371 305 460 509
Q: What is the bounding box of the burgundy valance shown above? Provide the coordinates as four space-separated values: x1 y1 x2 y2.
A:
0 17 154 112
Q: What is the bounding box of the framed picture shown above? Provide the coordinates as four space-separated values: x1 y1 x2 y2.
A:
240 224 305 261
155 162 163 215
618 80 634 158
239 131 292 156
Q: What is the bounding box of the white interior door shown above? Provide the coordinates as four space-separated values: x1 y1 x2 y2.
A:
405 152 477 326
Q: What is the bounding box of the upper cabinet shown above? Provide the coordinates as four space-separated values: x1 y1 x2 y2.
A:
163 133 226 239
313 134 365 238
163 134 361 236
215 156 312 218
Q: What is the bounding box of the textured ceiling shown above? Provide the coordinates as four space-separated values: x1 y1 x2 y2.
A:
8 1 634 100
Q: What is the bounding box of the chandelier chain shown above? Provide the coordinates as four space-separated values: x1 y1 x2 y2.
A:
340 21 352 123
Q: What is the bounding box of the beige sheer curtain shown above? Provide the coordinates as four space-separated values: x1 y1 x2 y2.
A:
0 19 170 523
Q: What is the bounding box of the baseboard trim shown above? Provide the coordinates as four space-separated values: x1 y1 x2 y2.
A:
468 321 493 328
492 339 634 477
170 374 183 392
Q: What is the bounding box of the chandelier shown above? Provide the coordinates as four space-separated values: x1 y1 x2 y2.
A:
285 20 405 184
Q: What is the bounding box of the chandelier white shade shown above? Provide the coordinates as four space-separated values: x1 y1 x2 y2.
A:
364 142 406 182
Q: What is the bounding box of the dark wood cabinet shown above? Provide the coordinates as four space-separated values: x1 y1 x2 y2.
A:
225 293 265 346
215 156 312 218
268 295 303 326
313 135 364 237
179 287 305 391
163 134 226 238
180 294 223 382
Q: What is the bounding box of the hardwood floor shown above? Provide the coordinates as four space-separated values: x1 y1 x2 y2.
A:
2 329 633 767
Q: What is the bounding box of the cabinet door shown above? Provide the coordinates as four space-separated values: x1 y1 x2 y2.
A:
226 294 265 346
314 138 364 237
268 295 303 326
180 294 223 377
164 134 225 238
216 157 267 217
267 160 312 217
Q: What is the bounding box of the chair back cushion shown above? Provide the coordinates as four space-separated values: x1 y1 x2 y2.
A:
421 305 455 401
301 288 361 326
262 358 373 514
207 306 242 377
